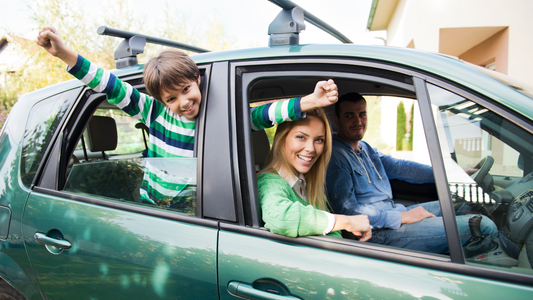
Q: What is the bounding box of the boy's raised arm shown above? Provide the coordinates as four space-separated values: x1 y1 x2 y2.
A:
249 79 338 130
300 79 338 112
36 27 78 67
36 27 155 126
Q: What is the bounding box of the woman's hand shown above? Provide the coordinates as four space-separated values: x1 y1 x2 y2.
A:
36 27 78 67
300 79 338 111
333 214 372 242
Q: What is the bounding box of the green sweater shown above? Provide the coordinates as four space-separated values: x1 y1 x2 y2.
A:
257 172 342 238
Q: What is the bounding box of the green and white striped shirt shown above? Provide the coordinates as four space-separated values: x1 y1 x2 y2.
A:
68 55 304 210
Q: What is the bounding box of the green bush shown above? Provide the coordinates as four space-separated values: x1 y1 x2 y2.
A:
396 102 407 151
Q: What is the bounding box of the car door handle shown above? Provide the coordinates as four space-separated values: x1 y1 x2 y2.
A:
227 281 301 300
34 232 72 249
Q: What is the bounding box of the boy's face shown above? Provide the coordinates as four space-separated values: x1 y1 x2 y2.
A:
160 76 202 118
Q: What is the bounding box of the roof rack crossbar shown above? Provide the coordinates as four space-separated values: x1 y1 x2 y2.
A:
97 26 210 69
268 0 353 44
268 6 306 46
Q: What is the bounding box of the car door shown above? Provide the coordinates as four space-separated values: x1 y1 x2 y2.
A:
22 67 221 300
217 57 533 299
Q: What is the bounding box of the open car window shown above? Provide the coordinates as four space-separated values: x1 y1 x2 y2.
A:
243 65 457 256
63 96 198 216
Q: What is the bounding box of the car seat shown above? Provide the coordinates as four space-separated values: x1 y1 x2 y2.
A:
84 115 118 159
252 130 270 172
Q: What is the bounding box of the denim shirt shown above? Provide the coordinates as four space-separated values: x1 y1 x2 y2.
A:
326 135 434 230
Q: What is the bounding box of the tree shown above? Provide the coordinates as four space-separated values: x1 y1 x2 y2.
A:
407 103 414 151
364 96 393 154
396 101 406 151
0 0 234 130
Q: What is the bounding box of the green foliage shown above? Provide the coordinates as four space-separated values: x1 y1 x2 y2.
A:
364 96 393 154
0 0 234 129
396 101 407 151
265 124 277 146
408 103 414 150
64 159 144 202
0 97 16 129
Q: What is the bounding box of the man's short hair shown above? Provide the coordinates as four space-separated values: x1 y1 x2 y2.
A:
334 92 366 116
143 50 200 104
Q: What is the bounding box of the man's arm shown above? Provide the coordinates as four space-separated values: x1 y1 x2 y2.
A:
326 154 403 229
379 152 437 224
380 153 434 184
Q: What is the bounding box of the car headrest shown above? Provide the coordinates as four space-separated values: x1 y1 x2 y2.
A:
252 130 270 172
85 116 118 152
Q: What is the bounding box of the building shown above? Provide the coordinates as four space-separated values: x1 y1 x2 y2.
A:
366 0 533 81
365 0 531 165
0 35 33 90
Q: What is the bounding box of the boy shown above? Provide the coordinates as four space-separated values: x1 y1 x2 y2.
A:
37 27 338 208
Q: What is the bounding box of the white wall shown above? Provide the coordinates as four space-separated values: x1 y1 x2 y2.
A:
384 0 533 82
0 40 22 89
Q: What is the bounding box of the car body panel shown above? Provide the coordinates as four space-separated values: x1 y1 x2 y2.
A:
0 101 42 299
218 230 533 299
190 44 533 120
23 191 218 299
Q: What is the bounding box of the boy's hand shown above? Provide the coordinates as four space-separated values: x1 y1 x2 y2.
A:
300 79 338 111
36 27 78 67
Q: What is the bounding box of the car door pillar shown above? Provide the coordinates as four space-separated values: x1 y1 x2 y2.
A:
413 76 465 264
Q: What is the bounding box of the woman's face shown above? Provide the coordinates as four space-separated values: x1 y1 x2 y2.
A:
283 116 325 174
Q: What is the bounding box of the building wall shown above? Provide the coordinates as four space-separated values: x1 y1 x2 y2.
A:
383 0 533 82
458 28 509 75
0 38 23 89
375 0 532 163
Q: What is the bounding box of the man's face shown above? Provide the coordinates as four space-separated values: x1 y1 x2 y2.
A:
160 76 202 119
334 100 367 145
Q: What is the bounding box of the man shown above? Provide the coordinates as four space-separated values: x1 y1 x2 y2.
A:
326 92 497 253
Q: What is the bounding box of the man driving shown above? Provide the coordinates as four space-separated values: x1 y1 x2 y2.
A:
325 92 498 253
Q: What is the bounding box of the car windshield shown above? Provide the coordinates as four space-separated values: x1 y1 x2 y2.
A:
466 62 533 99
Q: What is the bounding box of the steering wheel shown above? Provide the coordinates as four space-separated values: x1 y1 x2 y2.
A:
470 156 494 188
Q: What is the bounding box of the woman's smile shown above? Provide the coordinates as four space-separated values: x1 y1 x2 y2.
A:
284 117 325 174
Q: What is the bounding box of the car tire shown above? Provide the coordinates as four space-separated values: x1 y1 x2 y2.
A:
0 279 25 300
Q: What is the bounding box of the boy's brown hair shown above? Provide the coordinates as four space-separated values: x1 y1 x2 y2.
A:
143 50 200 104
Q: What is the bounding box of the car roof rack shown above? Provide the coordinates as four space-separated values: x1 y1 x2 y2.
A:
97 26 210 69
99 1 352 68
268 0 353 46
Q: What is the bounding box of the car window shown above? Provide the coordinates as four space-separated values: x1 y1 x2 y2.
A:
63 99 197 216
246 71 450 254
21 89 78 187
427 83 533 273
75 108 147 156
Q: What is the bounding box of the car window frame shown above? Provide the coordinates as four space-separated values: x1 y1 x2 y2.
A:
231 56 533 287
21 87 83 189
31 64 218 227
232 57 418 228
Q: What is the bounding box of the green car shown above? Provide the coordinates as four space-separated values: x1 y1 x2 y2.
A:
1 3 533 300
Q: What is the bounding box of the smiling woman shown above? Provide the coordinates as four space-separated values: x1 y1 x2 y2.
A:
257 108 372 239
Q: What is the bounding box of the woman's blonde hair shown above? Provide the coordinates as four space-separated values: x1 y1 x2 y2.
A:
261 107 332 211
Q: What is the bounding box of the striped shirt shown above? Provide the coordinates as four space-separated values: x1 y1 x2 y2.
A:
68 55 304 210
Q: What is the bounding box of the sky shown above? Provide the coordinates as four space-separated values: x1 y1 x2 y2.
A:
0 0 386 49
